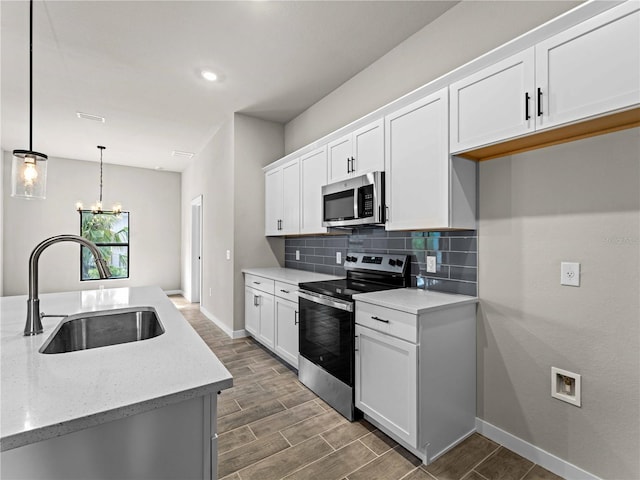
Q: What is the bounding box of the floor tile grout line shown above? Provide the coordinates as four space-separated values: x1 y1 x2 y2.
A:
279 437 368 479
470 469 491 480
358 437 382 457
518 463 537 480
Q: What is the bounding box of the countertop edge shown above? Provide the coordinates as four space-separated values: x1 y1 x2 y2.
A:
354 293 479 315
0 377 233 452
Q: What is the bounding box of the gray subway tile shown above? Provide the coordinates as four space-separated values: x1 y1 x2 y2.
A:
450 266 477 282
306 239 324 247
450 237 477 252
443 251 477 267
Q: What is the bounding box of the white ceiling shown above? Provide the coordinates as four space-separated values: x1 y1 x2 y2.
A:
1 1 458 172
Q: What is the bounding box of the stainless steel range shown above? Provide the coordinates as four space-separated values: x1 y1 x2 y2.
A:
297 252 410 420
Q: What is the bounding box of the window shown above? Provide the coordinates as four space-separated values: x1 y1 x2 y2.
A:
80 211 129 280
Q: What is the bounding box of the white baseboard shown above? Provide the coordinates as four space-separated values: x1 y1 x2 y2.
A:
475 418 601 480
199 306 247 339
164 290 183 296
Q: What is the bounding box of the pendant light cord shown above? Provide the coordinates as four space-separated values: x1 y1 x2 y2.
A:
98 146 105 204
29 0 33 151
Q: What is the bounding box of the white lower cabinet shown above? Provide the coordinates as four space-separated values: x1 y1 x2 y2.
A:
355 324 417 446
355 300 476 464
244 275 275 349
244 274 299 367
274 296 299 368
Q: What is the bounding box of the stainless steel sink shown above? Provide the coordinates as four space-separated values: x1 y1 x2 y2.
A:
39 307 165 354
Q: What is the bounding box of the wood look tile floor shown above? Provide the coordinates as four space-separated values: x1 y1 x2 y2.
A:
170 296 564 480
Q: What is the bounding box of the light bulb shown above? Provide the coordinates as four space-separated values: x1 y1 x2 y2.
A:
22 161 38 186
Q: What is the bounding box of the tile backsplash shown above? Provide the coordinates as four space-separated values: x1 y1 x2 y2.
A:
284 227 477 296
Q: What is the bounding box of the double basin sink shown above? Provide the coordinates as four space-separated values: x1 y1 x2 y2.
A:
39 306 165 354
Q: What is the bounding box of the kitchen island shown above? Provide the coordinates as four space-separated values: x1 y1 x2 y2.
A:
0 286 232 479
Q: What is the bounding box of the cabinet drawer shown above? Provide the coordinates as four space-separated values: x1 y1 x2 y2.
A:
274 281 298 302
244 274 275 295
356 302 417 343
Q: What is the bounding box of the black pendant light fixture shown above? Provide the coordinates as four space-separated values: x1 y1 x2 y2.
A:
76 146 122 214
11 0 48 200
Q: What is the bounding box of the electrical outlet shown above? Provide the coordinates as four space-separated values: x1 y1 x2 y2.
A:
226 249 231 260
561 262 580 286
426 256 437 273
295 250 300 261
551 367 581 407
209 288 212 297
336 252 342 264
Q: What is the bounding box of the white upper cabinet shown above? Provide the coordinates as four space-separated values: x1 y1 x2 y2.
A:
535 1 640 131
265 159 300 236
450 49 535 153
385 88 476 231
450 1 640 154
328 119 384 183
300 146 327 235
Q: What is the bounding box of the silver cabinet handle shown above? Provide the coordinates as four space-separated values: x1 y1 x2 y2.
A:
280 289 290 294
253 295 260 306
253 281 261 285
355 334 359 352
294 311 299 325
371 315 390 324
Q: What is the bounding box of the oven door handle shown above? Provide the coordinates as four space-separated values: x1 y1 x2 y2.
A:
298 290 354 312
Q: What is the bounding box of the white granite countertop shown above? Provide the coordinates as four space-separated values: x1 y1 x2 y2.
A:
0 286 232 452
242 267 342 285
354 288 478 315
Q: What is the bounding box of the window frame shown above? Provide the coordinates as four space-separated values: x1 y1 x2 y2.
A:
79 210 130 281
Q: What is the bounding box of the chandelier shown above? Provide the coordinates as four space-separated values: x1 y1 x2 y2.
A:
76 146 122 214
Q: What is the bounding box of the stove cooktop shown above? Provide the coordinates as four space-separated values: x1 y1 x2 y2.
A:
299 252 411 302
298 278 404 302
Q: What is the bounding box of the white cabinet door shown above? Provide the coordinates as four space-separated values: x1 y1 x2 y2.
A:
264 168 282 236
244 286 259 336
328 135 352 183
274 297 299 368
535 2 640 131
328 119 384 183
355 324 417 447
257 293 275 349
300 147 327 235
385 88 451 230
450 49 535 153
281 160 300 235
352 119 384 177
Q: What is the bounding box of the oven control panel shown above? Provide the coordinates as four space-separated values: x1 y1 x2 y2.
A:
344 253 408 274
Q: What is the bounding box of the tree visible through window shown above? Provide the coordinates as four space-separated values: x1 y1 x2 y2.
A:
80 211 129 280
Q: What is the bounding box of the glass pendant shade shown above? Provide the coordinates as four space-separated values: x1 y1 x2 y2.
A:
11 150 48 199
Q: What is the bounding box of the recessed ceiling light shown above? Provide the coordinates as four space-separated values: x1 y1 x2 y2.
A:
76 112 105 122
200 70 218 82
172 150 194 159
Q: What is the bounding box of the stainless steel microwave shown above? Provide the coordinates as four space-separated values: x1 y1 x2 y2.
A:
322 171 385 227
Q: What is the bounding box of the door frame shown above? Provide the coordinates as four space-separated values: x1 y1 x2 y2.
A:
190 195 203 303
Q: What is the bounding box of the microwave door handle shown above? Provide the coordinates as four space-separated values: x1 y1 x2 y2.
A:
354 188 359 219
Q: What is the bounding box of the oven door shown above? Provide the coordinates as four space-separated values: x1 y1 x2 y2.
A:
298 291 354 387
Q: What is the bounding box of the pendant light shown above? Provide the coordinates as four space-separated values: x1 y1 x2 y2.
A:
76 146 122 214
11 0 48 200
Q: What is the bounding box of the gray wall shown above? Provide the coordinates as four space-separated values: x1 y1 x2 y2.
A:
284 0 580 153
181 119 235 329
181 114 283 334
2 152 181 295
232 114 285 331
478 128 639 479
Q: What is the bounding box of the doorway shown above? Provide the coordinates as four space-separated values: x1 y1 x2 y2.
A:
190 195 203 303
